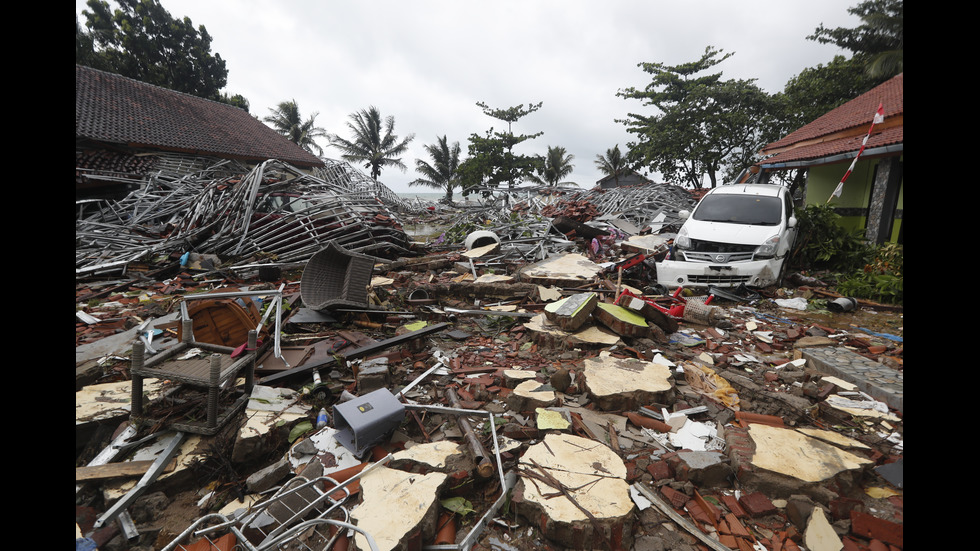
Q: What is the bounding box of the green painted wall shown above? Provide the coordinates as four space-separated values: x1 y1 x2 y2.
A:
803 155 903 243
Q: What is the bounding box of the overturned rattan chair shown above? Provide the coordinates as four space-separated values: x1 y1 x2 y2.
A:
300 241 376 312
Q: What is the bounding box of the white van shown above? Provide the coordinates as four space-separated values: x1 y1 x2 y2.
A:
656 184 798 288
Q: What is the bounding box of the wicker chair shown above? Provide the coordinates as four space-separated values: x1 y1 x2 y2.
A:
300 241 376 311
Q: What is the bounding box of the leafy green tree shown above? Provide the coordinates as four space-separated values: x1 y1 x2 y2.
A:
458 102 544 195
77 0 229 100
264 100 328 156
617 47 780 188
410 135 463 203
809 0 903 78
220 93 250 113
531 146 575 187
329 106 415 181
776 55 885 131
594 145 632 186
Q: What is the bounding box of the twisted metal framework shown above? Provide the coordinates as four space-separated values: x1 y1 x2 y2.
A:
76 155 414 279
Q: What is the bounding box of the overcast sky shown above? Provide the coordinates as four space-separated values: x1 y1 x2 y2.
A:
77 0 861 193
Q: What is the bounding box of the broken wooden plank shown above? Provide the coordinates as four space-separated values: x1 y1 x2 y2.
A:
75 458 178 482
259 322 449 385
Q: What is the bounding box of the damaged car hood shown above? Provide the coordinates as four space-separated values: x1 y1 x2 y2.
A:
683 220 779 246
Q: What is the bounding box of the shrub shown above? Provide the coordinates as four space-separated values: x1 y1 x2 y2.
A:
788 205 902 305
789 204 871 275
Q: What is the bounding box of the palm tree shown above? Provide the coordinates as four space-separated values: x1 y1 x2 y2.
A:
328 106 415 181
410 135 462 203
594 145 632 187
532 145 576 187
263 100 329 156
862 6 903 78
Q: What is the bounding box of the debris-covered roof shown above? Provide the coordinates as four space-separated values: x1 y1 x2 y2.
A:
760 73 904 165
75 64 325 169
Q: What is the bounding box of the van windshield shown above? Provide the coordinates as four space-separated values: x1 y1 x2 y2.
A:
692 195 782 226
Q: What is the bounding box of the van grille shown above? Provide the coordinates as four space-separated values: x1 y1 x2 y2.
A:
682 240 757 263
689 274 752 285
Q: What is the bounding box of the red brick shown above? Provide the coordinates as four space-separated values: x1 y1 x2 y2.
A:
660 486 689 510
828 496 864 520
646 460 673 481
850 511 903 548
720 494 749 518
686 500 714 526
739 492 776 517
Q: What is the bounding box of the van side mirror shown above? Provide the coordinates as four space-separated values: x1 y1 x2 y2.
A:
679 210 690 220
788 216 797 228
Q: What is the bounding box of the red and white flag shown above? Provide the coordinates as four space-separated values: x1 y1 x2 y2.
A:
828 103 885 202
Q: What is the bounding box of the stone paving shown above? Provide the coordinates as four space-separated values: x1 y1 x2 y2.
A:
801 346 903 414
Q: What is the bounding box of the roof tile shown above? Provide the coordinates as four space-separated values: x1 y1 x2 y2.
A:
761 73 903 164
75 65 324 168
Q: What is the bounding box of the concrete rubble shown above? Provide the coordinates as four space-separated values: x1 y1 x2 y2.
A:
76 178 903 551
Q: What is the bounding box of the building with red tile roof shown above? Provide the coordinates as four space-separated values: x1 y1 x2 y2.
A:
752 73 903 244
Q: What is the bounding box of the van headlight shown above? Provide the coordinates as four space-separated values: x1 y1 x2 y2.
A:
675 227 691 250
755 235 780 258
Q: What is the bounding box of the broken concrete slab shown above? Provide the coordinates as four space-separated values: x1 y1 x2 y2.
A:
592 301 652 339
350 465 448 551
76 378 169 426
742 424 873 498
620 233 671 255
581 352 674 411
804 507 843 551
619 294 679 334
518 253 602 286
507 379 559 412
390 440 470 473
502 368 539 388
286 426 364 476
523 313 622 349
232 385 308 463
544 292 598 332
516 433 634 549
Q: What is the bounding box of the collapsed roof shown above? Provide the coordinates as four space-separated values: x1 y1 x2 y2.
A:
75 157 416 279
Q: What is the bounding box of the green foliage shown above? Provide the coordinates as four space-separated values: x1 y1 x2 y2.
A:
789 204 871 274
220 93 250 113
78 0 229 100
329 106 415 181
459 102 544 195
836 243 903 304
789 205 902 305
264 100 328 156
594 144 633 185
775 56 887 132
441 497 475 516
617 47 781 188
288 420 313 443
808 0 903 78
411 135 463 202
530 145 575 187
